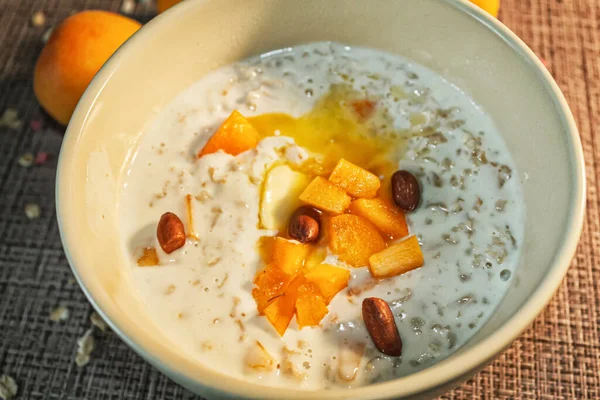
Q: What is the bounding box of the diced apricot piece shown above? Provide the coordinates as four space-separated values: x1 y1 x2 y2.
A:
329 159 381 198
304 245 328 269
350 198 409 239
263 275 304 336
252 263 291 314
328 214 385 267
137 247 159 267
198 110 259 157
368 235 424 278
257 236 275 264
295 282 328 328
272 237 310 275
264 298 293 336
304 264 351 304
299 176 351 214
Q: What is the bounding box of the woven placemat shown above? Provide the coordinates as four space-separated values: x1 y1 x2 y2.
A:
0 0 598 399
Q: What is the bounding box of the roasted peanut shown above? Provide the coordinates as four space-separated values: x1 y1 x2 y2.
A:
391 170 421 212
288 206 322 243
157 212 186 254
362 297 402 356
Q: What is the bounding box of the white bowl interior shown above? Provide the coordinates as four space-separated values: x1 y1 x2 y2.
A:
57 0 583 398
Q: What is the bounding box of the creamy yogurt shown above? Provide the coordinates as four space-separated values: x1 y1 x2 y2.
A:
118 42 524 389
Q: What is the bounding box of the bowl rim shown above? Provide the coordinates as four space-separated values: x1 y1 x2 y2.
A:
56 0 586 398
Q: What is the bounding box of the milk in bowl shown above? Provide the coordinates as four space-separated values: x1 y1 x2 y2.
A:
119 42 524 389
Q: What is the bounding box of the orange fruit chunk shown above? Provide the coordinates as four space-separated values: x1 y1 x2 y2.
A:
263 296 294 336
304 264 350 304
304 245 328 269
136 247 159 267
295 282 328 328
299 176 351 214
328 214 385 267
350 198 409 239
368 235 424 278
257 236 275 263
254 257 352 333
198 110 259 157
263 276 304 336
272 237 310 275
252 263 291 314
328 158 381 198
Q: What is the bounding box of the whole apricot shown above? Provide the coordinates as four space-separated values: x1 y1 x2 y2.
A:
469 0 500 17
33 11 141 125
157 0 183 14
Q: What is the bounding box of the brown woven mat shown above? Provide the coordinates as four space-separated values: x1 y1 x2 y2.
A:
0 0 598 399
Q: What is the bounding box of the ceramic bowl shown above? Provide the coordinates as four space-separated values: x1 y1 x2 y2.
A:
56 0 585 398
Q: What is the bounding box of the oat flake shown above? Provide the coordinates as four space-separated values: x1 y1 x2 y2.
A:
24 203 41 219
17 153 34 168
31 11 45 27
90 312 108 332
75 328 95 367
49 305 69 322
0 109 22 130
120 0 135 14
0 375 17 400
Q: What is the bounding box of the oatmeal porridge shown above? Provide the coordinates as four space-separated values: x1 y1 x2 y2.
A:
119 42 524 389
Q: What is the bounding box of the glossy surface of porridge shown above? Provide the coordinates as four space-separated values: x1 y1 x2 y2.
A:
119 42 524 389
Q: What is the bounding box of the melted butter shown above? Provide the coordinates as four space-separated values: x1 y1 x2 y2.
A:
253 85 407 257
248 84 403 178
252 85 402 238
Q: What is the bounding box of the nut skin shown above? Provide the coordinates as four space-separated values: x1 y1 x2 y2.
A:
362 297 403 356
288 206 322 243
391 170 421 212
157 212 186 254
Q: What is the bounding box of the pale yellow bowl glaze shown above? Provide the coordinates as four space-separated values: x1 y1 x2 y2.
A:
56 0 585 398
